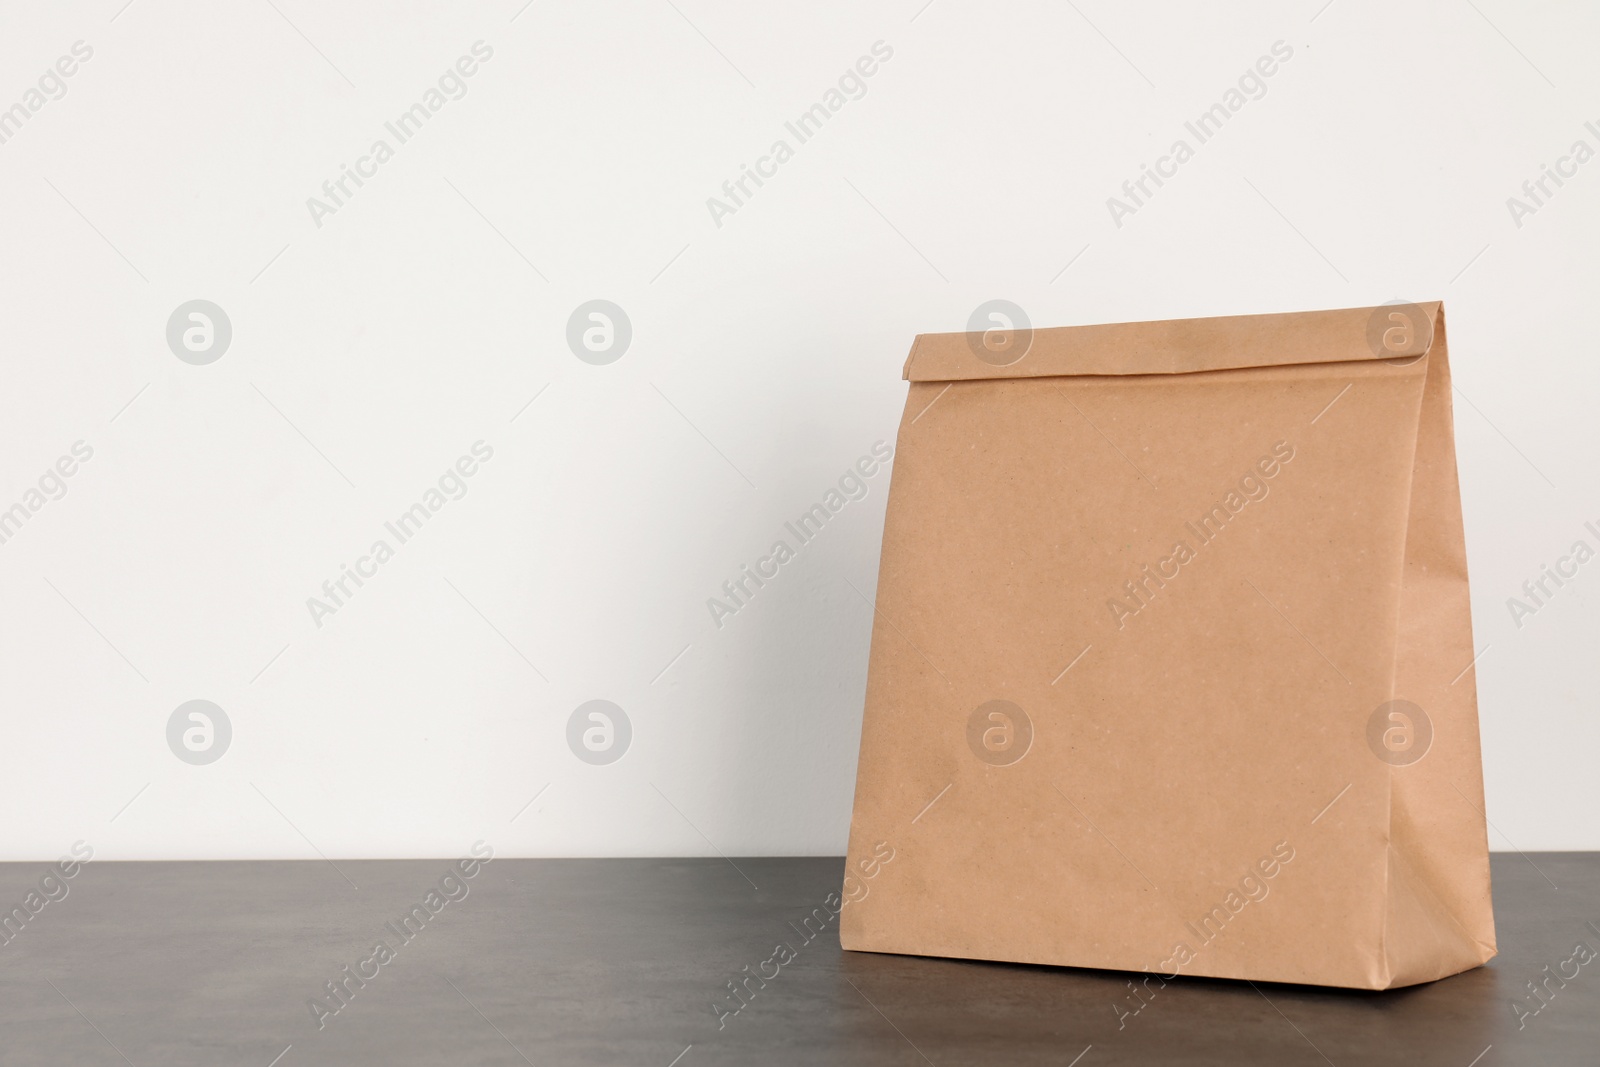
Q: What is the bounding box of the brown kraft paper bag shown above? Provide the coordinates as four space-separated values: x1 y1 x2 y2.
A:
840 302 1495 989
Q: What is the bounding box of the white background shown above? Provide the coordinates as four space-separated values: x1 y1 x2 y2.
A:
0 0 1594 860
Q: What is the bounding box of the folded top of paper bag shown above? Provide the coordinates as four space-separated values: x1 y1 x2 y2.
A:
903 301 1441 381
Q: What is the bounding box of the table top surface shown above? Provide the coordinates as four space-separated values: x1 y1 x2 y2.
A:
0 852 1592 1066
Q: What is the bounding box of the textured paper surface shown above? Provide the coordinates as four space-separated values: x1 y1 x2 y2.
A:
841 303 1495 990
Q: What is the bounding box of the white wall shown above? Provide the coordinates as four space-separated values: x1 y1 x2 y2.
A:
1 0 1594 859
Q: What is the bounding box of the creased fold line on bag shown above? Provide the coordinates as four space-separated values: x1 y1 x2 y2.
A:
903 302 1439 381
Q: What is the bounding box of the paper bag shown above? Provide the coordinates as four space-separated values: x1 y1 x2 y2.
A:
840 302 1495 989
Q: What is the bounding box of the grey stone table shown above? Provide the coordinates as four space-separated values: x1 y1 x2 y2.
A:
0 853 1593 1065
